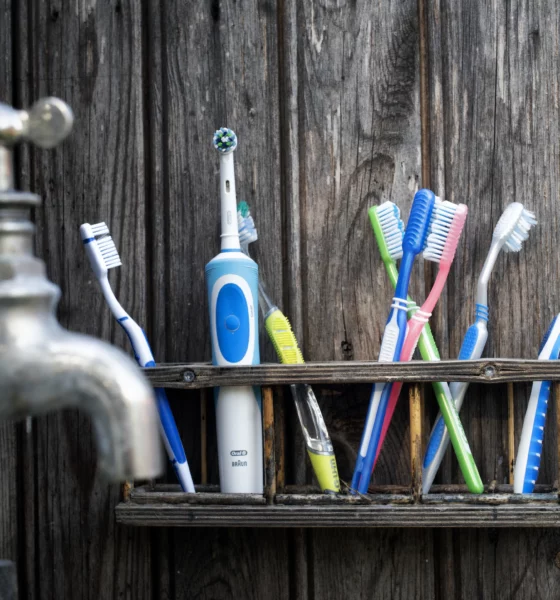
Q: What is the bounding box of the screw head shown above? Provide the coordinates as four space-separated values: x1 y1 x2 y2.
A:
183 370 195 383
484 365 496 378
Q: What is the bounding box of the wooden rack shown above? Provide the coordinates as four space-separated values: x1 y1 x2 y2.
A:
115 360 560 528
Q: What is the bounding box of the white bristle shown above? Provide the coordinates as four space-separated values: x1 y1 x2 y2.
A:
501 206 537 253
423 200 457 263
96 233 122 269
376 201 404 259
91 222 109 236
423 196 443 250
237 208 258 246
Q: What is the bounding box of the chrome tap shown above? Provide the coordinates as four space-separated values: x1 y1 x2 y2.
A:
0 98 163 481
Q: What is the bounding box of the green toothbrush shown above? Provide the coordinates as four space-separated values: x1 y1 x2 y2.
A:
370 202 482 493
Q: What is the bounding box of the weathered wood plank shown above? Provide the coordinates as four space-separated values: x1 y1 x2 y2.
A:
144 359 560 388
145 0 291 598
15 1 153 598
427 0 560 597
0 0 20 572
116 502 560 528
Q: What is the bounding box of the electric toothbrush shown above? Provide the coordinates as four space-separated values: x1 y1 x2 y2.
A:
205 128 263 493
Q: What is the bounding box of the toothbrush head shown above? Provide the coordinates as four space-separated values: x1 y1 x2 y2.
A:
403 189 437 254
80 221 122 278
237 202 258 247
423 201 468 264
492 202 537 252
368 201 404 262
213 128 237 154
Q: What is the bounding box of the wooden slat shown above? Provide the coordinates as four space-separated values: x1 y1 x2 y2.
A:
0 0 20 572
145 359 560 388
144 0 290 598
427 0 560 597
16 2 153 598
263 387 276 503
508 382 515 485
409 384 423 499
116 501 560 528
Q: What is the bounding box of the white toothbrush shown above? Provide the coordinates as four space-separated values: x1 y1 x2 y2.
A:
422 203 537 493
80 222 195 493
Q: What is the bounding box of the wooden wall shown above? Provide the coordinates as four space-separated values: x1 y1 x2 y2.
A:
1 0 560 598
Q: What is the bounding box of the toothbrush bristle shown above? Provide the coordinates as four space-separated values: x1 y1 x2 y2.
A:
91 222 109 237
237 203 258 245
376 201 404 259
90 222 122 270
213 127 238 153
424 196 443 250
423 202 468 263
504 207 537 253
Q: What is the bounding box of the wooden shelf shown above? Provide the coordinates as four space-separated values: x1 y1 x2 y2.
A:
117 362 560 529
143 359 560 389
116 486 560 528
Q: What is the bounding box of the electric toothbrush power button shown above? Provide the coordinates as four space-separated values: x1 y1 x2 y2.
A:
225 315 240 331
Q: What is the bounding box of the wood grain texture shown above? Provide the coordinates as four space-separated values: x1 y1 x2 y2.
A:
427 0 560 598
145 1 292 598
145 358 560 388
15 1 152 598
0 0 20 571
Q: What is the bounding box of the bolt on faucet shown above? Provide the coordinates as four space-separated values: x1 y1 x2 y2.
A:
0 98 163 481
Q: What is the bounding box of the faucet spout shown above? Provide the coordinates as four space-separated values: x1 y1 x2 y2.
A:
0 98 164 482
0 329 164 481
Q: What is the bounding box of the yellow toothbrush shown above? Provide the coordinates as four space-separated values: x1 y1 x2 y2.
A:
238 202 340 493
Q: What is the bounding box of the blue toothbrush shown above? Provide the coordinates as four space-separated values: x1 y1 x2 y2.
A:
514 314 560 493
352 189 437 494
80 222 195 493
205 128 263 494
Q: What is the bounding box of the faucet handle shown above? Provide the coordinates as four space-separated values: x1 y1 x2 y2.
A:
0 97 74 149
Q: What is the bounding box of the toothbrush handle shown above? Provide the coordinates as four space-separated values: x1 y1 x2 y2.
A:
423 310 488 493
154 386 196 493
119 318 196 493
351 301 407 493
514 380 551 493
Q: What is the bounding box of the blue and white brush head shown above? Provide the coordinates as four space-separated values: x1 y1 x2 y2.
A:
213 128 238 153
377 201 404 259
423 200 459 263
493 202 537 252
237 202 258 247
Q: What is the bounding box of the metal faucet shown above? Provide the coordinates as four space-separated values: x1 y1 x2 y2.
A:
0 98 163 481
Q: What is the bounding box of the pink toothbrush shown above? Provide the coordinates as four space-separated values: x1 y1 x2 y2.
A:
373 203 474 472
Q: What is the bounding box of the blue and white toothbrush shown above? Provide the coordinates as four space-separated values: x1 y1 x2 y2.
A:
205 128 263 494
514 314 560 493
80 222 195 493
422 203 536 493
351 188 438 494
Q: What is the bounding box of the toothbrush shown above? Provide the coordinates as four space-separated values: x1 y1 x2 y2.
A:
369 201 479 491
514 314 560 493
237 202 340 493
205 128 263 494
369 203 484 493
351 188 438 494
423 203 537 493
80 222 195 493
